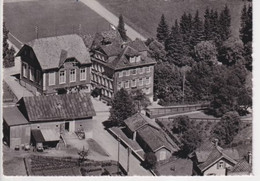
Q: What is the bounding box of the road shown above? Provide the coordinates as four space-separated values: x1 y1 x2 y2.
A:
80 0 146 41
91 98 152 176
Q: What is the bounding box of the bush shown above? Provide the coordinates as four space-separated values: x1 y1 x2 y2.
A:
143 152 157 169
91 88 101 98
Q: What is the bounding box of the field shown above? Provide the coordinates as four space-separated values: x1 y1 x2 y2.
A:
97 0 247 38
3 0 110 46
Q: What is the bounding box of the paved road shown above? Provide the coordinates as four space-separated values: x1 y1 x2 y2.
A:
80 0 146 41
91 99 152 176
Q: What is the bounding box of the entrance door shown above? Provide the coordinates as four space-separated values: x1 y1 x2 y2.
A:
65 122 69 131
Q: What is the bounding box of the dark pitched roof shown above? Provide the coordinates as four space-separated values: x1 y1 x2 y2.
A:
20 35 91 70
91 30 123 48
18 92 96 122
137 125 177 153
198 146 238 172
125 39 148 52
124 113 150 132
3 107 29 126
156 157 193 176
228 158 252 174
99 43 122 57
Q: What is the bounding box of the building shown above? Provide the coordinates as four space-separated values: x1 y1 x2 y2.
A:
3 92 96 149
16 34 92 95
123 113 179 161
227 152 252 175
191 140 240 176
90 30 156 101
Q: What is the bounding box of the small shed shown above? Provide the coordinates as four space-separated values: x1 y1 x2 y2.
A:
3 107 30 149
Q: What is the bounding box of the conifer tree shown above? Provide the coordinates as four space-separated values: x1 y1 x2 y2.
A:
219 5 231 42
156 14 169 43
191 10 204 48
165 20 184 66
240 5 252 44
117 14 128 41
204 8 211 40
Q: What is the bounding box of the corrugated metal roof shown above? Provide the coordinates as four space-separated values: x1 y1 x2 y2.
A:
19 34 91 70
19 92 96 122
3 107 29 126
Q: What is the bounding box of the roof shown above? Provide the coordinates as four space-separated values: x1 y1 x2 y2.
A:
156 157 193 176
137 124 176 153
81 34 95 48
198 146 238 172
19 34 91 70
3 81 16 103
18 92 96 122
3 107 29 126
99 42 122 57
228 158 252 174
91 30 123 48
125 39 148 52
124 113 149 132
31 129 60 142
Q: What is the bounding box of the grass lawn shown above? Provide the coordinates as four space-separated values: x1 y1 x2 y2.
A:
4 0 110 44
97 0 247 38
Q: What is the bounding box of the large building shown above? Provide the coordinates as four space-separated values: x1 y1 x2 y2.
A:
16 34 92 95
89 30 156 101
3 92 96 149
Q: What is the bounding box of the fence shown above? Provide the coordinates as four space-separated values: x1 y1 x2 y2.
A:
146 103 210 118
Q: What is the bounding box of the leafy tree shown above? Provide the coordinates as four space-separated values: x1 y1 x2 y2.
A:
171 115 191 134
117 14 128 41
240 5 252 44
144 152 157 169
146 38 167 63
130 89 151 111
211 111 241 145
218 37 245 66
165 20 184 66
109 88 137 126
180 128 202 156
194 41 218 65
156 14 169 43
3 22 15 68
219 5 231 42
243 42 252 71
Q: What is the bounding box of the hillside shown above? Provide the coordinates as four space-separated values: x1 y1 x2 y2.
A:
97 0 248 38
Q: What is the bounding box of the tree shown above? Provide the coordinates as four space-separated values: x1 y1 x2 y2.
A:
156 14 169 43
171 115 191 134
146 38 167 63
240 5 252 44
109 88 137 126
130 89 151 112
165 20 184 66
204 8 212 41
190 10 204 49
243 41 252 71
3 22 15 68
194 41 218 65
218 37 245 66
219 5 231 42
180 128 202 156
144 152 157 169
211 112 241 145
117 14 128 41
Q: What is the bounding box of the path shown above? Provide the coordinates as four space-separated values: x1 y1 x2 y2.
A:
80 0 146 41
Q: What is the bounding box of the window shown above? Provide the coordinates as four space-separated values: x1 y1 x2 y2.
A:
29 66 34 81
59 70 66 84
70 69 76 82
130 57 135 63
146 66 150 73
139 67 144 74
131 79 136 87
49 72 55 85
218 161 225 169
131 69 137 75
123 70 127 77
125 81 129 88
22 63 28 78
139 78 143 86
101 77 104 85
119 71 123 78
126 70 130 76
80 68 86 81
136 56 141 62
146 77 151 85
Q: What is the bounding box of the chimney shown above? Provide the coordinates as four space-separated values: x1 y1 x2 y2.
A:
213 139 219 147
247 151 252 165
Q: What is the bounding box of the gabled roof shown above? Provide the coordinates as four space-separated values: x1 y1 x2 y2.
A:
124 113 156 132
18 34 91 70
198 146 238 172
18 92 96 122
137 124 178 153
3 107 29 126
91 30 123 48
156 157 193 176
228 158 252 174
99 43 122 57
125 38 148 52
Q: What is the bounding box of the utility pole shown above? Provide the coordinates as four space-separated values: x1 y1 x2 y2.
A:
182 72 185 104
